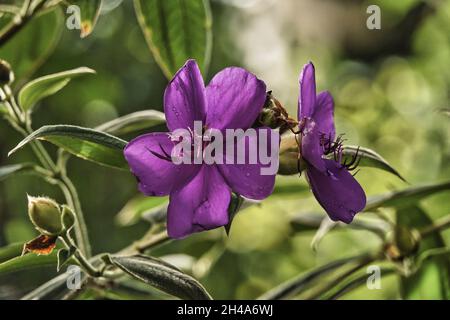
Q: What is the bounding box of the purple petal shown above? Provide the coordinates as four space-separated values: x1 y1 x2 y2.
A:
313 91 335 141
218 127 277 200
298 62 316 120
301 119 327 173
306 159 366 223
205 67 266 130
167 165 231 238
164 59 206 131
124 133 198 196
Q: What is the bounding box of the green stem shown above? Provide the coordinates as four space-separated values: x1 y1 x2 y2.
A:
119 229 171 255
58 175 91 257
2 86 91 257
420 214 450 238
303 254 376 299
60 234 99 277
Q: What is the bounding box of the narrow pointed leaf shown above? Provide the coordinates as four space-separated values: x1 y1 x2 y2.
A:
110 255 212 300
96 110 166 136
18 67 95 111
134 0 213 79
258 254 370 300
321 267 396 300
328 145 405 181
0 252 57 276
365 181 450 211
0 163 37 181
8 125 128 169
0 243 23 264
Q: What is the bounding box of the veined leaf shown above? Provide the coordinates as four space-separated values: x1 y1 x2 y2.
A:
0 7 63 81
18 67 95 111
110 254 212 300
398 206 450 299
116 195 168 227
134 0 213 79
328 145 405 182
365 181 450 211
96 110 166 136
66 0 103 38
8 125 128 170
0 251 57 276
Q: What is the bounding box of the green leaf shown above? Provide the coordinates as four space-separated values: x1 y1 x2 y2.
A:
109 254 212 300
18 67 95 111
57 248 74 272
258 254 370 300
365 180 450 211
61 205 76 231
66 0 103 38
0 252 57 276
96 110 166 136
0 163 37 181
328 145 405 182
0 103 8 115
21 273 71 300
0 7 63 81
8 125 128 170
134 0 213 79
321 266 397 300
0 243 23 264
398 206 450 299
115 195 168 227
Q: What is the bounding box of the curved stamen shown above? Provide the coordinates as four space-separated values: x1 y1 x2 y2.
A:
146 143 172 162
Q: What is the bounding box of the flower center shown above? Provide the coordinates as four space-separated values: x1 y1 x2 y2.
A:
319 133 361 172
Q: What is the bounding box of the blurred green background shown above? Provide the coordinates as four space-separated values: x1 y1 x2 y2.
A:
0 0 449 299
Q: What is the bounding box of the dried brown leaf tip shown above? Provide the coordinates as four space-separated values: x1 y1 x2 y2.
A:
22 235 57 256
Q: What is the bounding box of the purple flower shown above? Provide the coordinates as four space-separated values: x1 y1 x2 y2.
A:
124 60 276 238
298 62 366 223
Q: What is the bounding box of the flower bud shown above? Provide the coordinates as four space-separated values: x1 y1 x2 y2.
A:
27 196 63 236
0 60 14 85
394 225 420 256
278 134 307 175
385 225 420 261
